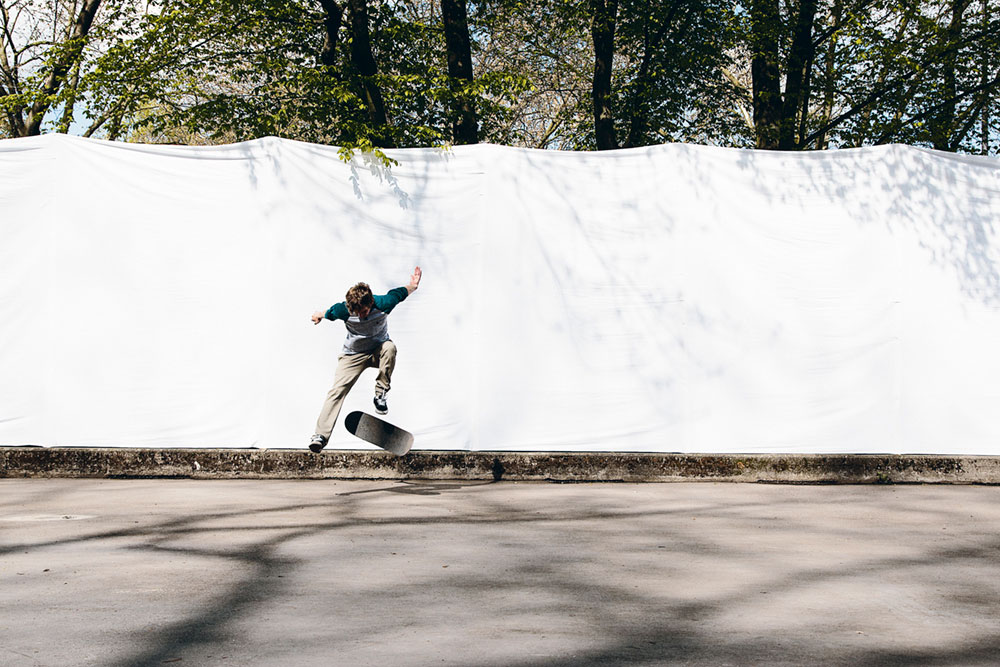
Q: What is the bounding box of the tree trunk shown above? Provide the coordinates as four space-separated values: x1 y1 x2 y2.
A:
779 0 817 149
933 0 971 150
347 0 391 145
750 0 782 149
56 60 83 134
0 82 26 137
24 0 103 136
796 48 815 147
590 0 619 150
0 22 26 136
318 0 345 68
981 0 990 154
441 0 478 144
816 0 842 149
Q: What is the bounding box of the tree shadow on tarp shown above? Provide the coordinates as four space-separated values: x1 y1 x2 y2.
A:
732 145 1000 308
500 142 1000 454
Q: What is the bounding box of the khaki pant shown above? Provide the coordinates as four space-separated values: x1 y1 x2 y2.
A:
314 340 396 437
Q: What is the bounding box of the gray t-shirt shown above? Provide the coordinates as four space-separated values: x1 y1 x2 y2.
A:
342 308 390 355
323 286 410 355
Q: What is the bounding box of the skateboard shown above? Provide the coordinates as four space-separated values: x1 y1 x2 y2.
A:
344 411 414 456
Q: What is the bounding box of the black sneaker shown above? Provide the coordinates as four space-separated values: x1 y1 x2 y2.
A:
308 433 328 453
374 394 388 415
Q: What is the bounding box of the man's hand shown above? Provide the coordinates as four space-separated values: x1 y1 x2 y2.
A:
407 266 422 294
311 310 324 325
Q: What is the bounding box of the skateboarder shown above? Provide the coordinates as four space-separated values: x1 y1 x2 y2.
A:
308 266 422 452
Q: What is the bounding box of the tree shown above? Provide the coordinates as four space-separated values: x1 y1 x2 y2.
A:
469 0 589 148
1 0 112 137
742 0 1000 151
441 0 478 143
778 0 817 149
613 0 742 148
590 0 619 149
478 0 741 150
748 0 814 149
8 0 1000 157
346 0 391 144
78 0 526 152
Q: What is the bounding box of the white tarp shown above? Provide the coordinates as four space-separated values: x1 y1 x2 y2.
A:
2 134 1000 453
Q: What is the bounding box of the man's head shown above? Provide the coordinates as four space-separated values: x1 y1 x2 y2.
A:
345 282 375 318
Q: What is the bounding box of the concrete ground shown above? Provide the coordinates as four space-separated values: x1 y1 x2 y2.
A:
1 480 999 666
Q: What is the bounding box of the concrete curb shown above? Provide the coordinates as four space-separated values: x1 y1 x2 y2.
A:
2 448 1000 483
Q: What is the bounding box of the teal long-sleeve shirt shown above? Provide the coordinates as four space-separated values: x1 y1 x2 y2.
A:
324 286 409 354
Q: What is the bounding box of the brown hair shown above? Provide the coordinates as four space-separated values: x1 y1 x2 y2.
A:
345 282 375 314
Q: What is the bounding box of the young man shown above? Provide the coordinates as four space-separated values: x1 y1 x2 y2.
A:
308 266 421 452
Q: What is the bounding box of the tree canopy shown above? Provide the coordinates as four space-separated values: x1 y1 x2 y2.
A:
2 0 999 154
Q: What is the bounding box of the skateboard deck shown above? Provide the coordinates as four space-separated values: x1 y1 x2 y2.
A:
344 411 414 456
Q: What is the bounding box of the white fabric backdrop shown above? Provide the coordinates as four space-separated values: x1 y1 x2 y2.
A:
2 134 999 453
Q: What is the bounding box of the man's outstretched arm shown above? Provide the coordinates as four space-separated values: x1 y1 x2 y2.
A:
374 266 423 313
311 302 349 325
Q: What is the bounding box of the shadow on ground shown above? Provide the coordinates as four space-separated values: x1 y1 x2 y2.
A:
2 480 1000 666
